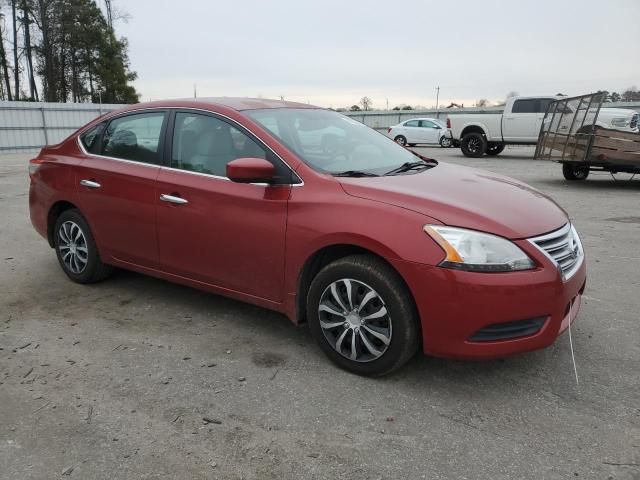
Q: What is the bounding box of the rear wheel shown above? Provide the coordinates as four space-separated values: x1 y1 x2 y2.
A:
562 163 590 181
53 209 112 283
460 132 487 157
486 143 505 156
394 135 407 146
440 136 452 148
307 255 420 377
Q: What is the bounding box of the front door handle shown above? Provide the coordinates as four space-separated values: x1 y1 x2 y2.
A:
160 194 188 205
80 179 101 189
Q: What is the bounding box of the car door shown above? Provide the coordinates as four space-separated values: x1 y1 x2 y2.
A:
75 110 167 268
155 110 292 302
403 120 420 143
502 99 539 142
419 120 441 144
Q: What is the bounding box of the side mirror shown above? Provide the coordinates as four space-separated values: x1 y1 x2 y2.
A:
226 157 276 184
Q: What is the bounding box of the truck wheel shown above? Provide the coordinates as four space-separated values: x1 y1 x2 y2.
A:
439 136 452 148
562 163 590 181
486 143 505 156
394 135 407 146
460 132 487 157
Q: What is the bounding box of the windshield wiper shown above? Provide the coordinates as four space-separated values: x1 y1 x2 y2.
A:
384 161 431 176
332 170 380 177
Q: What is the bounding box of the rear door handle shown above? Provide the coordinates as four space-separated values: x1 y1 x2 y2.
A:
160 194 188 205
80 179 101 189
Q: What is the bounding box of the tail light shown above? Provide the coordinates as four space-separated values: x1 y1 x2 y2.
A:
387 127 391 133
446 118 451 128
29 158 45 177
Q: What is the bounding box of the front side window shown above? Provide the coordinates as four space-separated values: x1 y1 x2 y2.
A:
404 120 419 127
80 123 105 154
172 112 293 181
102 112 166 163
246 108 427 176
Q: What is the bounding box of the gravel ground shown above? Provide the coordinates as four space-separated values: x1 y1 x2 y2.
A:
0 146 639 480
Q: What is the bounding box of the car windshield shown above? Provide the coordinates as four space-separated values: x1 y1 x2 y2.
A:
245 108 434 176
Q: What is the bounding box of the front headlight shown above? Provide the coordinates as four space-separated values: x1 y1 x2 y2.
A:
424 225 535 272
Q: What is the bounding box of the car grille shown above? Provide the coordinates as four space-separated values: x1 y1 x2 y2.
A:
529 223 583 281
631 113 638 130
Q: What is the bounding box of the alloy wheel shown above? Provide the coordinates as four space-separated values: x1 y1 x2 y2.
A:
58 221 89 274
467 137 482 154
318 278 392 362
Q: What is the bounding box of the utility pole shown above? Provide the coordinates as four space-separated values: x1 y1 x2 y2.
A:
386 98 389 110
193 83 197 98
435 86 440 118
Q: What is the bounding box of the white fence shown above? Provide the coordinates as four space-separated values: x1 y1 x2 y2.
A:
2 100 639 153
0 101 125 153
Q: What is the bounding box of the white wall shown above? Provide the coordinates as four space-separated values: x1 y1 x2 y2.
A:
0 101 125 154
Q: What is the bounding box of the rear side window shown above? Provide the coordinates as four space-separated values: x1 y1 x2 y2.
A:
512 99 537 113
404 120 419 127
102 112 166 164
420 120 438 128
537 99 554 113
80 123 105 154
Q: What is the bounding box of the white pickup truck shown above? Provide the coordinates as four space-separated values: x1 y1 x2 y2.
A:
447 95 639 157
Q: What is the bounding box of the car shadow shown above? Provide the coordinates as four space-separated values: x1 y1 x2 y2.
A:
84 269 574 396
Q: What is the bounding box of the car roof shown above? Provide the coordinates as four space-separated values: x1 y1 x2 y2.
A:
124 97 320 112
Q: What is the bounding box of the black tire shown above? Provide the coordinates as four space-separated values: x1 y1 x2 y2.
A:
307 254 420 377
439 136 452 148
485 143 505 156
394 135 407 147
460 132 487 157
53 209 112 283
562 163 590 181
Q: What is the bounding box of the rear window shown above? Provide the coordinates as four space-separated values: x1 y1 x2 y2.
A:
404 120 419 127
512 99 537 113
79 123 105 154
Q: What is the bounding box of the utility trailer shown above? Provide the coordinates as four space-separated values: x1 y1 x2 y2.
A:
534 92 640 180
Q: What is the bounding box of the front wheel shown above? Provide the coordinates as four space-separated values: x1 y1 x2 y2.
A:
53 209 112 283
394 135 407 146
439 136 452 148
486 143 505 156
307 255 420 376
460 132 487 157
562 163 590 181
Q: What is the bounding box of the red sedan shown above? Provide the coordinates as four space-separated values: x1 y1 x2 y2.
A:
29 98 586 376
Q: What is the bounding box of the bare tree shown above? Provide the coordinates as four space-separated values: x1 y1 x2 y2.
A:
21 0 38 100
0 10 13 99
476 99 489 107
359 96 372 111
10 0 18 99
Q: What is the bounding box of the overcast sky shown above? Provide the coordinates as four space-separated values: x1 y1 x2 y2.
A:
117 0 640 109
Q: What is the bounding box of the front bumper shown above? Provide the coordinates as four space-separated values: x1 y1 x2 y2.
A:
389 243 587 360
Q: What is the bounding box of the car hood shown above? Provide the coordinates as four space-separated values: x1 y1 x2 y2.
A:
338 162 568 239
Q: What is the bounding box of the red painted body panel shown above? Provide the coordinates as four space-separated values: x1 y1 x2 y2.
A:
74 158 160 267
28 97 587 361
339 162 568 239
155 169 289 302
